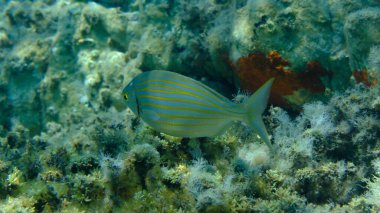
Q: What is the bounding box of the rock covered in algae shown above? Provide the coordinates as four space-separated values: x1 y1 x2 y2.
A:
0 0 379 212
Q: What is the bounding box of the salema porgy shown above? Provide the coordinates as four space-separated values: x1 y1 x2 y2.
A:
122 70 274 146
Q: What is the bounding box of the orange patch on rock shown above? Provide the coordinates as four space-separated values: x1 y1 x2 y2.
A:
353 70 378 87
233 51 331 109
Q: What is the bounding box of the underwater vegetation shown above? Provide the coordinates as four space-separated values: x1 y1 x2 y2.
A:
0 0 379 212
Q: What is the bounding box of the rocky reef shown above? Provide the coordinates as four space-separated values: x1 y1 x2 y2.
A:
0 0 379 212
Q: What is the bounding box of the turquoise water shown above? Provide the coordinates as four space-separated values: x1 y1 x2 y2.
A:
0 1 379 212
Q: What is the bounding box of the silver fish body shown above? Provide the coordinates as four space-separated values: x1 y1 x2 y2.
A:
122 70 273 146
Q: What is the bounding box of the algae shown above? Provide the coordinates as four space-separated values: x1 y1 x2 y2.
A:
0 0 379 212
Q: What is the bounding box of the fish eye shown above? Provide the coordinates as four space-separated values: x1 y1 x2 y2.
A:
123 94 128 100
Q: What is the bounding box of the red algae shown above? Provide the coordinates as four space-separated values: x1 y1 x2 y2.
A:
233 51 332 109
353 70 378 87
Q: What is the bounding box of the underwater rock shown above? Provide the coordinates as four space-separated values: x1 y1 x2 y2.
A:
344 7 380 71
0 31 12 47
91 120 128 157
129 144 160 189
0 0 379 212
368 45 380 76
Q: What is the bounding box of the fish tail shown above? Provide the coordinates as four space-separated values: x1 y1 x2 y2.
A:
244 78 274 150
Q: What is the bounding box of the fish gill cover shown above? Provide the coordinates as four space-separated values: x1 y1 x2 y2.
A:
0 0 379 212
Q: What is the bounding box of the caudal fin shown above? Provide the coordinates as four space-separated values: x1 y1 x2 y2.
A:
244 78 274 149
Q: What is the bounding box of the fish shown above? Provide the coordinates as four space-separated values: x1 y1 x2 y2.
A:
122 70 274 147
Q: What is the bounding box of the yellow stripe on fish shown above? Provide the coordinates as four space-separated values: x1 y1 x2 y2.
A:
142 103 234 117
137 89 243 115
153 113 227 120
136 71 238 106
135 81 244 114
138 95 224 110
144 71 229 101
136 79 230 106
122 70 274 148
